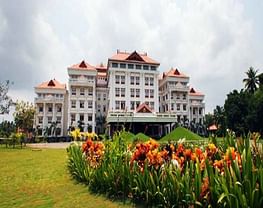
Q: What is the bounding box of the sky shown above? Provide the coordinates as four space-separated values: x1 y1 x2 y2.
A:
0 0 263 120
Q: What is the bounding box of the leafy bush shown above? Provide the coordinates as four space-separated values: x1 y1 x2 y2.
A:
67 131 263 207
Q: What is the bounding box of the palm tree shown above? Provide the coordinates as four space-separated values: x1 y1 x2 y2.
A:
243 67 260 93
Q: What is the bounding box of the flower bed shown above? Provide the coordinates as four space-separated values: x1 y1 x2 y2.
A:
67 131 263 207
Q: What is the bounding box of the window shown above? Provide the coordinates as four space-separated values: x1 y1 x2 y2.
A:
136 101 140 108
145 89 149 98
177 94 180 99
115 101 120 110
136 89 140 98
193 108 196 115
103 94 106 101
39 106 43 112
88 114 92 121
112 62 118 68
150 77 154 86
128 64 134 69
130 76 135 85
177 104 180 111
71 87 76 95
88 88 93 96
143 65 149 70
199 108 202 115
79 114 84 121
71 114 76 123
150 102 154 109
136 65 141 69
121 75 125 84
80 88 85 96
56 116 61 124
88 101 92 109
115 75 120 84
135 76 140 85
183 104 187 111
130 88 135 97
80 100 85 108
130 101 135 110
38 117 43 124
115 88 120 97
48 117 52 124
57 106 62 112
97 104 101 112
150 66 156 71
48 106 52 112
145 77 149 86
120 63 126 68
103 105 106 112
171 103 174 111
121 88 125 97
183 94 186 100
97 93 101 101
120 101 126 110
71 101 76 108
150 89 154 98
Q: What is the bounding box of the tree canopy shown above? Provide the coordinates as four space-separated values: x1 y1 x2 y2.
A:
13 101 35 134
243 67 260 94
0 80 13 114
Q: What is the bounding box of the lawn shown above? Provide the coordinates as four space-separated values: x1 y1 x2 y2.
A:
0 146 133 208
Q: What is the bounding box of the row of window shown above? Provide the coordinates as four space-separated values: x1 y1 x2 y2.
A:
97 93 107 101
70 75 95 80
38 105 62 113
71 87 93 96
38 116 61 124
161 82 188 91
162 93 187 101
71 114 93 123
115 75 154 86
115 88 154 98
115 101 155 110
71 100 93 109
112 62 157 71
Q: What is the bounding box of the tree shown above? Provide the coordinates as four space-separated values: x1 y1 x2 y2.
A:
0 121 16 137
243 67 260 94
213 105 226 136
0 80 13 114
13 101 35 134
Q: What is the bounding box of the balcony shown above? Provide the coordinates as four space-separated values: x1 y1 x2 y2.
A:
35 96 64 103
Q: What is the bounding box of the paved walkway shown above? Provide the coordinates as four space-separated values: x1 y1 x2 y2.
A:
27 142 71 149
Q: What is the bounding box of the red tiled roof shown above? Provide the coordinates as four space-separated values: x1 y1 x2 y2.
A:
109 50 159 65
208 124 218 131
136 103 153 113
164 68 189 78
189 87 204 96
35 79 66 90
69 60 96 70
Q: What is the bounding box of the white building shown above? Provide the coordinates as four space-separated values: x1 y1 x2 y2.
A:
67 61 97 132
34 50 205 138
34 79 68 136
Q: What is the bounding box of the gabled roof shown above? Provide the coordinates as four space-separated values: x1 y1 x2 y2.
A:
189 87 204 96
109 50 159 65
35 79 66 90
69 60 96 70
208 124 218 131
96 63 107 72
136 103 153 113
163 68 189 78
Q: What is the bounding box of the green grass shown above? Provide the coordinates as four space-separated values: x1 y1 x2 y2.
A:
160 126 203 142
0 146 133 208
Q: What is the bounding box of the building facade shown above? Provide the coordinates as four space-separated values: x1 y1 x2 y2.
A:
34 50 205 137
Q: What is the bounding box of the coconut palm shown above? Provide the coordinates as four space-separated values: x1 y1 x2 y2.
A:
243 67 260 93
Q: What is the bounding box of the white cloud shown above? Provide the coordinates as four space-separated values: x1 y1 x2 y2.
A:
1 0 263 122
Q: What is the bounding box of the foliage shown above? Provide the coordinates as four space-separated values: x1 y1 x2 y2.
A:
13 100 35 134
68 130 263 207
243 66 260 93
0 80 13 114
160 126 203 141
132 133 150 142
0 120 16 137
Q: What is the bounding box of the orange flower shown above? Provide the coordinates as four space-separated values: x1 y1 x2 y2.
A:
183 149 192 160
